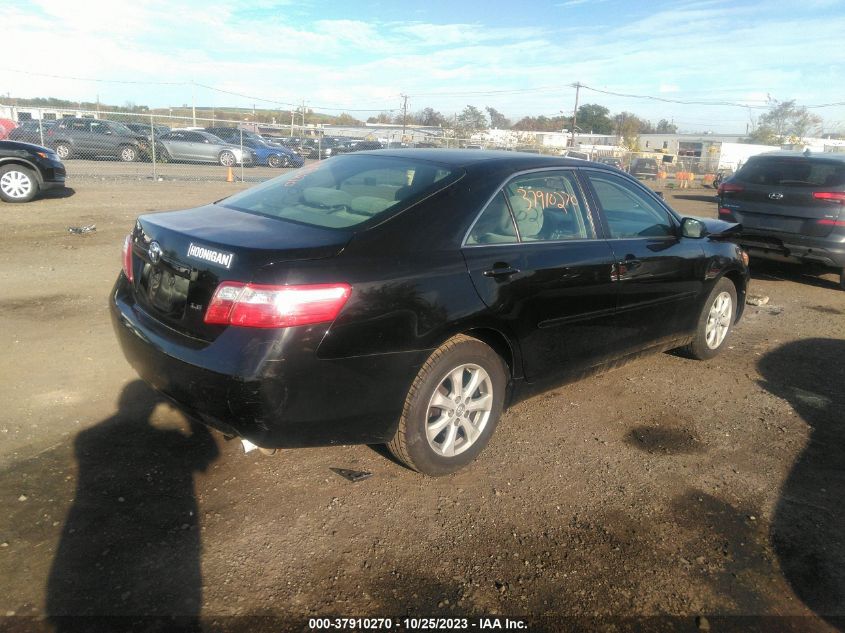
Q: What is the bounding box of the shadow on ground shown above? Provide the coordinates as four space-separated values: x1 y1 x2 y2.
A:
667 193 719 203
759 338 845 630
45 380 219 633
751 260 842 292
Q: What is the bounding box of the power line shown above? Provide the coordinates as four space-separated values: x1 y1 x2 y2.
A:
578 84 771 109
0 67 399 113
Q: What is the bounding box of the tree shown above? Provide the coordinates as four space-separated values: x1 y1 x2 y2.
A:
576 104 613 134
455 105 488 136
486 106 511 129
613 112 646 149
366 112 394 124
334 113 363 126
414 107 446 127
745 99 822 144
655 119 678 134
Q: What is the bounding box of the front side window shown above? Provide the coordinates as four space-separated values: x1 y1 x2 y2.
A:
223 155 461 229
585 172 675 239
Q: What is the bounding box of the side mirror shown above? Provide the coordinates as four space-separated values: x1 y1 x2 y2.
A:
655 191 665 199
681 217 708 239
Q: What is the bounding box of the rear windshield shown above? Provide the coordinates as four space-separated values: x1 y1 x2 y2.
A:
222 154 460 229
736 157 845 188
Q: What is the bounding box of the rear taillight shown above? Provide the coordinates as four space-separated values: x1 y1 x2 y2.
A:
717 182 744 195
817 218 845 227
122 234 134 283
813 192 845 203
718 207 734 216
204 282 351 328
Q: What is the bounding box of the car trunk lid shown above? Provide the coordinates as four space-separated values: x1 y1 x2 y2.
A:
127 204 351 340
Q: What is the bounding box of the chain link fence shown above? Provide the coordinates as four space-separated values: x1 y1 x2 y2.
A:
5 106 726 190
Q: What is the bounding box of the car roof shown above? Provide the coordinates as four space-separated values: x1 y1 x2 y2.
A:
354 148 597 169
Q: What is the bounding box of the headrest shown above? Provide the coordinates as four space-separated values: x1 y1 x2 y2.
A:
349 196 394 216
508 194 543 237
303 187 351 208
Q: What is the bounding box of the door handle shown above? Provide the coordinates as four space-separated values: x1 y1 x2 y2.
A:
483 264 520 278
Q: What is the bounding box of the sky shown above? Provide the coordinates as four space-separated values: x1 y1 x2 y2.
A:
3 0 845 134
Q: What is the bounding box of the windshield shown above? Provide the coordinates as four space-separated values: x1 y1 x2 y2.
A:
110 122 136 136
222 154 460 229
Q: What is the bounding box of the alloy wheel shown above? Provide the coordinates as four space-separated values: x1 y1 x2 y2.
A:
425 363 493 457
705 291 732 349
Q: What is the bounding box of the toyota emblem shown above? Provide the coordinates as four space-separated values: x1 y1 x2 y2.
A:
149 241 163 265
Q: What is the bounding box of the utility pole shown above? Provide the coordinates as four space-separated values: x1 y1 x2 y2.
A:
191 81 197 127
400 94 409 139
570 82 581 149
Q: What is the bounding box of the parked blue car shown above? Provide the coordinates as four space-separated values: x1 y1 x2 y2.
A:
242 138 303 168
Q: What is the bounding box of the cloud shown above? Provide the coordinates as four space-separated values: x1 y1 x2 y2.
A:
2 0 844 133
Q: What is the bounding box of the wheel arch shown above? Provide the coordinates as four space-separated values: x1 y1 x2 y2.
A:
721 268 747 322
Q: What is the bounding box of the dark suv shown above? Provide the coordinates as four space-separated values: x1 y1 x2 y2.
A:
718 152 845 289
46 118 151 162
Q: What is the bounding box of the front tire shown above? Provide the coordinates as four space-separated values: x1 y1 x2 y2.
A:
0 165 39 203
268 154 283 168
387 335 507 476
684 277 737 360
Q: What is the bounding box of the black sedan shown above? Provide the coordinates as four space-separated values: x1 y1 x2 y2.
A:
0 140 67 203
111 150 749 475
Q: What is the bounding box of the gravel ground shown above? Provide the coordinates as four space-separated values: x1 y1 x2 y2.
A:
0 178 843 632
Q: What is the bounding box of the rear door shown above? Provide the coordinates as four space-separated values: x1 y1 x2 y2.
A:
162 131 192 161
581 169 705 350
463 169 619 381
182 132 212 161
723 157 844 238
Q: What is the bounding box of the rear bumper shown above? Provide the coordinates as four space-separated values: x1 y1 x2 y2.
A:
110 277 427 448
738 230 845 269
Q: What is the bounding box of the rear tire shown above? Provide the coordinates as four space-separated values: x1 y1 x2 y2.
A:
219 151 236 167
0 165 39 203
119 145 138 162
54 143 72 160
387 335 507 476
839 268 845 291
684 277 737 360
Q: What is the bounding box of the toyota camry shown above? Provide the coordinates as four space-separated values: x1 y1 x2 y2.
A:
111 150 749 475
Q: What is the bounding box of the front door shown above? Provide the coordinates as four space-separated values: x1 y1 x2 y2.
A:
581 170 706 352
463 169 619 382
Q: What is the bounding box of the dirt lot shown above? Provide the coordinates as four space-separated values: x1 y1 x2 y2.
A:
0 177 843 632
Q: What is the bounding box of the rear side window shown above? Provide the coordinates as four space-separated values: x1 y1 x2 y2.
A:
736 158 845 187
222 155 461 229
466 170 594 245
